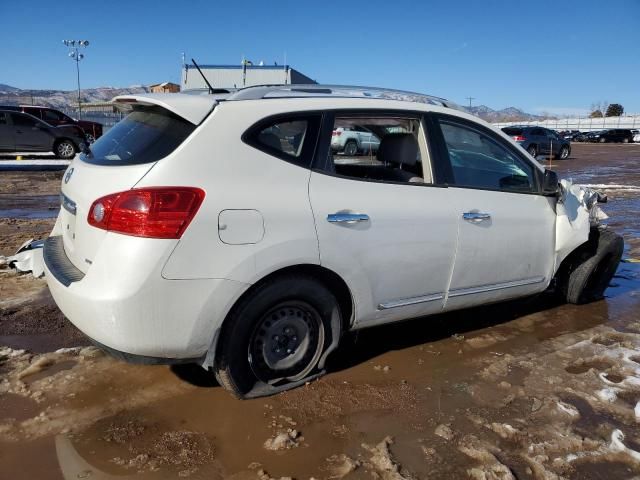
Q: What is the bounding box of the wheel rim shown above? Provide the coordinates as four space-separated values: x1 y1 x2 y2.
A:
528 146 537 157
345 142 357 156
561 147 569 159
248 301 324 383
58 142 74 158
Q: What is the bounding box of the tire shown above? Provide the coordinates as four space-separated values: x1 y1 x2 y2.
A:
555 146 570 160
527 145 538 158
214 275 340 398
599 137 606 143
343 140 358 156
623 138 629 143
54 139 76 159
559 229 624 305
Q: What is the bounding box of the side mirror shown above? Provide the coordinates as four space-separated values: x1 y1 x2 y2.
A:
541 169 559 195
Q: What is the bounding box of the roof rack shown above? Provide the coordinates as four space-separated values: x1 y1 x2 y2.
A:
222 84 462 109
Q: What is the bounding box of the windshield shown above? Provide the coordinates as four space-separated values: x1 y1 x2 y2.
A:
81 105 195 166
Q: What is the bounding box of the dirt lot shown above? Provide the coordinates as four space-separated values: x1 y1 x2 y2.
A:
1 144 640 479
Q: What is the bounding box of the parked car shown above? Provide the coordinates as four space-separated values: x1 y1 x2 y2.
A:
631 129 640 143
331 126 380 155
0 109 86 159
587 129 634 143
560 130 581 141
502 126 571 159
573 132 589 142
43 85 623 398
0 105 103 143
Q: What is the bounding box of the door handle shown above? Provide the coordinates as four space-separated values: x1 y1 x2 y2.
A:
462 212 491 222
327 213 370 224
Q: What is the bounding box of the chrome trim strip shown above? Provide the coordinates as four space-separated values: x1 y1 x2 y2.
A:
378 293 444 310
448 276 546 298
60 193 77 215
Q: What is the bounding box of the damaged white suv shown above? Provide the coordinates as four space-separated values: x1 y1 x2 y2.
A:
43 85 623 398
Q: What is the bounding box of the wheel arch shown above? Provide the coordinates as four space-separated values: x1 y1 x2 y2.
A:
203 263 354 369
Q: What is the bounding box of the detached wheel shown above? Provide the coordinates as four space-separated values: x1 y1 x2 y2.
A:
559 229 624 304
555 145 570 160
527 145 538 158
55 140 76 159
344 140 358 156
215 275 340 398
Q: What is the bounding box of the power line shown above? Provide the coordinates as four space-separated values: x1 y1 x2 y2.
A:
466 96 475 108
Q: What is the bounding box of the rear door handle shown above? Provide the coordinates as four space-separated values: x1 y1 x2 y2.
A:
462 212 491 222
327 213 370 224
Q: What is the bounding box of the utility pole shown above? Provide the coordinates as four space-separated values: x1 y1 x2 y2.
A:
63 40 90 119
466 96 475 109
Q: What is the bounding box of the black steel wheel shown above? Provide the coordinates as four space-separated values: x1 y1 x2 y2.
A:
214 274 340 398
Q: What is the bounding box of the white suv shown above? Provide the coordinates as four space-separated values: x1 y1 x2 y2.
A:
43 85 623 398
331 126 380 156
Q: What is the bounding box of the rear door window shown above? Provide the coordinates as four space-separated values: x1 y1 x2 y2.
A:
81 106 195 166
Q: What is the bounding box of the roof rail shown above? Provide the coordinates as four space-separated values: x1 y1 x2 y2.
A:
225 84 462 109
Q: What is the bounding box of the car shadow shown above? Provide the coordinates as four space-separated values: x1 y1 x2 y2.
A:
326 292 567 373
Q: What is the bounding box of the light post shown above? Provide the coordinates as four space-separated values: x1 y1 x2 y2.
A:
62 40 89 119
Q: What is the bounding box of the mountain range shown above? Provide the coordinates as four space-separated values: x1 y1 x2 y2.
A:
0 84 544 121
0 84 149 109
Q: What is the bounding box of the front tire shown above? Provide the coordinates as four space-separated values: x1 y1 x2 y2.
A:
215 275 339 398
555 146 570 160
54 139 76 159
558 229 624 304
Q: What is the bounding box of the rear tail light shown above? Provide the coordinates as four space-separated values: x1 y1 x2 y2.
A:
332 130 341 136
513 135 526 142
88 187 205 239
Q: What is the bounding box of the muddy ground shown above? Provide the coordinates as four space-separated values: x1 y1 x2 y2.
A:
1 144 640 479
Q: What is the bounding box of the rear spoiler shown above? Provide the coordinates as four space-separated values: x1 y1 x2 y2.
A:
111 93 217 125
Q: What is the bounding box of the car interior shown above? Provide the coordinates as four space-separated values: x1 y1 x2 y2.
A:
328 116 430 184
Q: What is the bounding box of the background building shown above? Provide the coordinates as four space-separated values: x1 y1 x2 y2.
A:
181 64 315 90
149 82 180 93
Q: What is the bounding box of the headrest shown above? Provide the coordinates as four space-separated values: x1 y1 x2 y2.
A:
376 133 419 166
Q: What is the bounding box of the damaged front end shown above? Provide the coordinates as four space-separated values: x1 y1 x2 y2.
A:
555 179 609 271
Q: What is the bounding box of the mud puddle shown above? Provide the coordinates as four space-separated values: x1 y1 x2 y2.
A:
1 144 640 478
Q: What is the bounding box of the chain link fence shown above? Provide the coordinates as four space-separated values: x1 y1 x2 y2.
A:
494 115 640 132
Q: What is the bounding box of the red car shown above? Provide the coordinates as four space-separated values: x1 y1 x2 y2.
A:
1 105 103 143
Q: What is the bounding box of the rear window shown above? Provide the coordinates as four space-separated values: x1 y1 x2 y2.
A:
502 127 523 135
81 106 195 166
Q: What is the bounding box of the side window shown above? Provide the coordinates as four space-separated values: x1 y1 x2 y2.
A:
0 112 7 125
11 114 39 127
325 114 431 184
43 110 63 123
245 114 321 168
438 120 536 193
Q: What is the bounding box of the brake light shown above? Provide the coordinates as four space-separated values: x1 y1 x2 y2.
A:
332 130 341 136
88 187 205 239
513 135 526 142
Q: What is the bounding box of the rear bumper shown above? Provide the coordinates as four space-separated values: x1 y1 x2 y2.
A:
43 234 248 360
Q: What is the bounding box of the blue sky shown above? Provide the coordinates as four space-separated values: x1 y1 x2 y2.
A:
1 0 639 115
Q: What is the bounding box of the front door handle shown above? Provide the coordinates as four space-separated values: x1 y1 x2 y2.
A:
327 213 370 224
462 212 491 222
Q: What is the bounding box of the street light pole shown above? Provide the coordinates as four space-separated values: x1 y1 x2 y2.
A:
63 40 89 120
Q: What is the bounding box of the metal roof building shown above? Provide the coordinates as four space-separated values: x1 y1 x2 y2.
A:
181 64 316 90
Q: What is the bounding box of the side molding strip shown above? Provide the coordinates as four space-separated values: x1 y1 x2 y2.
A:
378 293 444 310
448 276 546 298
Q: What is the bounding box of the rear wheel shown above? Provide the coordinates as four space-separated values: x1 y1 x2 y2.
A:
623 138 629 143
215 275 339 398
344 140 358 156
599 137 606 143
527 145 538 158
54 139 76 159
557 229 624 304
